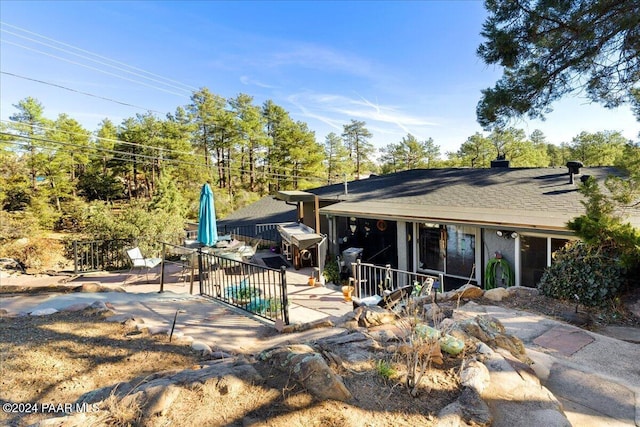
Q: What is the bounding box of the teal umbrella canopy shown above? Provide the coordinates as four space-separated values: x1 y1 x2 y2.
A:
197 183 218 246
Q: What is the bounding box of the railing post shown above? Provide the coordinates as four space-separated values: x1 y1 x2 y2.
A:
197 249 204 295
159 242 166 293
73 241 78 274
354 259 361 297
280 266 289 325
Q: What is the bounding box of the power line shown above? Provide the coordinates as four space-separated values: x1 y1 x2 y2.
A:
1 72 166 115
1 21 198 93
2 40 189 98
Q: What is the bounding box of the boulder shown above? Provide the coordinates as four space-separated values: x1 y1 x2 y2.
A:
460 359 490 393
484 287 510 302
259 344 351 402
30 308 58 316
451 284 484 300
356 305 398 327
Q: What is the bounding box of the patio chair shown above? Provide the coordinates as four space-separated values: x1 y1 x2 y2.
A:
237 237 262 262
352 284 414 311
125 247 162 284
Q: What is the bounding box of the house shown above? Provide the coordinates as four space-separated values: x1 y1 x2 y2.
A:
274 163 640 291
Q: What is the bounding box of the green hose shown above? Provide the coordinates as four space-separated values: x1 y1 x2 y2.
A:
484 257 515 289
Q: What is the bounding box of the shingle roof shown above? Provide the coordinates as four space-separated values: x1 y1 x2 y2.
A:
218 196 296 228
310 167 640 231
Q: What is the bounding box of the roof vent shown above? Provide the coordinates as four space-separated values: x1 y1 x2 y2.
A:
490 155 510 168
566 161 583 184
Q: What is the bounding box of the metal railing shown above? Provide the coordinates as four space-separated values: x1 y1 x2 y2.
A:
198 250 289 325
186 223 282 246
71 239 136 273
351 259 443 298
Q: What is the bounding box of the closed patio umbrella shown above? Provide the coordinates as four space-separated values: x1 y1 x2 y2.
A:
197 183 218 246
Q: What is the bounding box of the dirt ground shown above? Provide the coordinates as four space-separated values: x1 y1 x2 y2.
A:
1 281 638 426
0 301 462 427
476 286 640 331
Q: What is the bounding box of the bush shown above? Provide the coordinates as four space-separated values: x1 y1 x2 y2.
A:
84 201 186 255
0 211 39 243
538 241 625 308
323 259 341 285
55 198 89 232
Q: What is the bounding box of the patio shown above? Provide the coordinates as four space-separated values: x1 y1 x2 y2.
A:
63 249 353 325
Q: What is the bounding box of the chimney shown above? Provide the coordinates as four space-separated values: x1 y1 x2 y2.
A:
490 154 510 168
566 161 583 184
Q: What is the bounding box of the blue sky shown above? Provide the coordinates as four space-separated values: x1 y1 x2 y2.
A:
1 1 639 156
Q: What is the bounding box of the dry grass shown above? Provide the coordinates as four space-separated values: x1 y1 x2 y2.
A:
0 301 464 427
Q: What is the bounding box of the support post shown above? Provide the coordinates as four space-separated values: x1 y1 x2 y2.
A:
159 242 166 293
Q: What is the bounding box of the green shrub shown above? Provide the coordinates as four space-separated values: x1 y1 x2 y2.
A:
0 211 39 242
375 359 397 380
84 201 186 255
323 259 341 285
55 198 89 232
538 241 625 308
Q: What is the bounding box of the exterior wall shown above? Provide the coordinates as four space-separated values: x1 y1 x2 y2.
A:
482 229 517 287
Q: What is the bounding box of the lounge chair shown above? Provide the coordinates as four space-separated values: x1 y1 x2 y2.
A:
125 247 162 284
352 284 414 311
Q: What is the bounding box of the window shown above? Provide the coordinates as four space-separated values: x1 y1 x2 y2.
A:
418 223 444 271
418 223 476 279
520 236 570 287
445 225 476 278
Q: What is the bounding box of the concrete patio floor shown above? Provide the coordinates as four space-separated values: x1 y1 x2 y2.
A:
0 250 353 325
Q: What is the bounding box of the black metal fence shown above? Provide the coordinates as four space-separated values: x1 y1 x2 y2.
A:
71 239 135 273
198 250 289 325
186 223 282 247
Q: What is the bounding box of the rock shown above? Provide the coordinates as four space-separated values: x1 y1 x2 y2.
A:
0 308 9 317
484 287 510 302
479 350 569 427
450 284 484 301
62 302 91 312
507 286 539 297
30 308 58 316
192 341 213 356
456 315 529 363
207 351 233 360
139 383 181 418
460 359 490 393
357 305 398 327
259 344 351 401
437 388 492 427
73 283 103 293
281 318 334 334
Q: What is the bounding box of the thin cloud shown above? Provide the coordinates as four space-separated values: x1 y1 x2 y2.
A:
287 91 444 146
239 75 277 89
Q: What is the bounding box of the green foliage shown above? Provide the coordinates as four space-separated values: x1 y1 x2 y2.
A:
568 177 640 269
149 173 187 217
477 0 640 127
323 259 341 285
484 257 515 290
55 198 89 232
375 359 397 380
0 211 38 242
84 201 186 255
538 241 625 308
26 195 61 230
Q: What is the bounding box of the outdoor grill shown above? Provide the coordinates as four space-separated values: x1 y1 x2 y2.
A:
277 222 324 269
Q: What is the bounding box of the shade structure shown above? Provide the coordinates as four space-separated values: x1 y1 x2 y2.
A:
197 183 218 246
